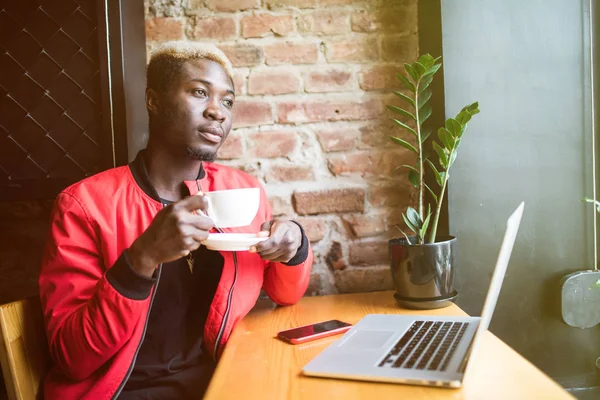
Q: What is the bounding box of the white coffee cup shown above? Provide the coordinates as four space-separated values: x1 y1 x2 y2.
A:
199 187 260 228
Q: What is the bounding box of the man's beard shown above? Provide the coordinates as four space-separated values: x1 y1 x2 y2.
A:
156 102 219 162
185 145 217 162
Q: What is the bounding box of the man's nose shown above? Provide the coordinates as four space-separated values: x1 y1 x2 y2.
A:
204 101 226 122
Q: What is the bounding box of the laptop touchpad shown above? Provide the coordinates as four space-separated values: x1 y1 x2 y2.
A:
340 330 394 349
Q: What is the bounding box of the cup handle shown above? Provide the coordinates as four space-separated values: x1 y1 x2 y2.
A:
204 196 218 226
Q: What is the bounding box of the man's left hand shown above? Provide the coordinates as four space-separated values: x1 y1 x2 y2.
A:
250 220 302 263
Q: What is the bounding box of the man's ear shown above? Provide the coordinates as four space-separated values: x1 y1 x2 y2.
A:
146 88 160 116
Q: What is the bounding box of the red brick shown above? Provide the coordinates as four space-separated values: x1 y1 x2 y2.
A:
369 182 415 208
269 195 294 216
319 0 357 4
305 68 354 93
325 241 345 270
145 18 184 41
184 0 209 16
205 0 259 11
327 152 373 176
265 41 319 65
248 68 301 95
335 266 394 293
233 69 248 95
351 6 417 34
297 10 350 35
265 0 316 8
219 161 260 177
296 217 327 242
315 127 359 152
232 101 273 128
217 133 243 159
358 123 390 148
220 43 263 67
342 214 387 238
293 187 365 215
358 65 403 91
349 240 389 265
277 98 383 124
325 38 378 63
381 35 419 62
241 13 295 38
190 17 236 40
247 131 298 158
307 272 323 295
328 150 411 177
265 164 314 182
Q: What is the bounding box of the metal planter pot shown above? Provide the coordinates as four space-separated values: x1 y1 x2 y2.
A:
388 236 458 309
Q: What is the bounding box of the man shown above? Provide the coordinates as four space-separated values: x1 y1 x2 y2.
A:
39 41 313 399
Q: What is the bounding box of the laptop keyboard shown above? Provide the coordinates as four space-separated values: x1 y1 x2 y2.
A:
378 321 470 371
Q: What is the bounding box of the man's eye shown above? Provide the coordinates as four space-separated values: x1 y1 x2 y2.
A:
223 99 234 107
193 88 207 97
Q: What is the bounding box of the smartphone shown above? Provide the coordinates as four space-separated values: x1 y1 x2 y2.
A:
277 319 352 344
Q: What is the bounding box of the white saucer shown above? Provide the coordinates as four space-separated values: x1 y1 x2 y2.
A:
201 233 268 251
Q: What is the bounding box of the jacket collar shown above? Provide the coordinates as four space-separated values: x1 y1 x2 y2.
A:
128 149 206 202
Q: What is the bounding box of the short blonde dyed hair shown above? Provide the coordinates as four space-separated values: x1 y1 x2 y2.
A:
147 41 234 94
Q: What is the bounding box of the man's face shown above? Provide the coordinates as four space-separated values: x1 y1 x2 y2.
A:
150 59 235 162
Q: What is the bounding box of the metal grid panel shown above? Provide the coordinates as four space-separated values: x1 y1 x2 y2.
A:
0 0 103 182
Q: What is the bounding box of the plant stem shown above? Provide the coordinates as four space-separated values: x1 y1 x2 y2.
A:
415 83 424 227
429 163 450 244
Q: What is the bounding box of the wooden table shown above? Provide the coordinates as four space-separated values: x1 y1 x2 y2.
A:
204 291 573 400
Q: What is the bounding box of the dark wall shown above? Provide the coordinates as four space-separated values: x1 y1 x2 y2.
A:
441 0 600 390
0 201 52 305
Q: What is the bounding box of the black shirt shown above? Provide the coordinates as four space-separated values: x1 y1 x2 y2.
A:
118 200 224 400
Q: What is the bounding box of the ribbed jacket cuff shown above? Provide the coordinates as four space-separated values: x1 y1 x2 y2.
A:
106 250 157 300
284 221 309 266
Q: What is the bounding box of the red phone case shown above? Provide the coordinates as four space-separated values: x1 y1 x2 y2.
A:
278 321 352 344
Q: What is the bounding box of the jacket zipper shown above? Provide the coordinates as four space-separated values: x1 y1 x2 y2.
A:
111 264 163 399
213 249 238 360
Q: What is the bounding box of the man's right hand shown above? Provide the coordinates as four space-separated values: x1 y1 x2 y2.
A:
127 194 214 277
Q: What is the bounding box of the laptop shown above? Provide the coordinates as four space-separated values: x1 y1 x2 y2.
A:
302 202 524 388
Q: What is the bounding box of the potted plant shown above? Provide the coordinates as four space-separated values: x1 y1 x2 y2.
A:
387 54 480 309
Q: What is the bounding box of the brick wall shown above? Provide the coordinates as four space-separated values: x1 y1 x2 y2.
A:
145 0 419 295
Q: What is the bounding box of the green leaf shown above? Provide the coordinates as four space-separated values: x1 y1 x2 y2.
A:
439 171 447 183
419 103 433 124
393 91 415 107
433 141 448 168
424 182 438 203
426 159 442 186
396 226 412 243
421 127 432 143
406 206 423 229
418 88 432 109
413 62 426 78
389 135 418 153
455 110 472 126
423 63 442 77
386 105 416 121
396 74 415 92
418 54 435 69
448 149 458 168
408 170 419 188
437 127 454 149
402 212 419 235
445 118 462 136
420 209 432 239
455 102 480 125
393 164 418 173
418 74 434 93
404 64 418 82
391 119 417 137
